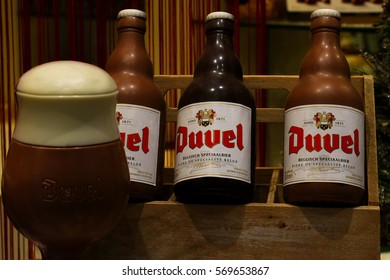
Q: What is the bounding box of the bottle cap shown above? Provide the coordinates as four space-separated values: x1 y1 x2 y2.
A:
118 9 146 20
14 61 120 147
206 11 234 22
311 9 341 20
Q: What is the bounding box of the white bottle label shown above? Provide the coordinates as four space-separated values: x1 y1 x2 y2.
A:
116 104 160 186
174 101 252 184
284 104 365 189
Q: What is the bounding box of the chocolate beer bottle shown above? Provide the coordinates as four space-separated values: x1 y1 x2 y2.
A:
106 9 166 202
283 9 365 206
174 11 256 204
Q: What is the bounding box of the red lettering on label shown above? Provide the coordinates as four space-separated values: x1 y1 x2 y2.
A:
288 126 304 154
189 131 204 150
354 129 360 156
141 127 150 154
288 126 360 156
204 130 221 148
120 132 126 146
305 134 322 152
120 127 150 154
176 126 188 154
176 124 244 154
127 133 141 151
236 123 244 151
323 134 340 154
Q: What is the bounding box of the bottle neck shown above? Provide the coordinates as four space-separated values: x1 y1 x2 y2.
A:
194 20 243 79
300 17 350 78
106 17 154 78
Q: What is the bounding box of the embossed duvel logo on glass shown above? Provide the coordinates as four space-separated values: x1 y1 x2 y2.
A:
42 178 103 203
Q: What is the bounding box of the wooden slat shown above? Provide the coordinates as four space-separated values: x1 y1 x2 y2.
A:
90 201 381 260
363 75 379 206
266 169 281 203
256 108 284 123
155 75 193 93
156 74 365 96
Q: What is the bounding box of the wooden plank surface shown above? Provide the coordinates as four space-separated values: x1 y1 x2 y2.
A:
362 76 379 206
89 201 380 260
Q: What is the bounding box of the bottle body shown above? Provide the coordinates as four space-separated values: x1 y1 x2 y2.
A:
174 12 256 204
106 9 166 202
283 9 365 206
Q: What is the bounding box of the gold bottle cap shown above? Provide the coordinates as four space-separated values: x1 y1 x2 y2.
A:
206 11 234 22
311 9 341 19
118 9 146 19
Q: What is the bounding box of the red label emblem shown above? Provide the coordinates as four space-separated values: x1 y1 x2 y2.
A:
313 111 336 130
196 109 216 127
116 111 123 125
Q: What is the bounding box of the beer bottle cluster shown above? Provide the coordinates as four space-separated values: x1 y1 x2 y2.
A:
107 8 365 206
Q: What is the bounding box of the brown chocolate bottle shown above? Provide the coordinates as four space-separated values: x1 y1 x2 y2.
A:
174 12 256 204
106 9 166 202
283 9 365 206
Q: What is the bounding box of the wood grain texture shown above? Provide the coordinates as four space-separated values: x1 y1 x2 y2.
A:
362 76 379 206
90 201 380 260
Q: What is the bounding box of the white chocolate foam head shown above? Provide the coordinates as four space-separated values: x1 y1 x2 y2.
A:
14 61 120 147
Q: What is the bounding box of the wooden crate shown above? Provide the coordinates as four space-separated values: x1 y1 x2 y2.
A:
90 75 380 260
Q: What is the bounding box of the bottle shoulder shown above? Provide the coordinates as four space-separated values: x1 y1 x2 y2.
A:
110 73 166 111
178 75 255 109
285 75 364 111
106 48 154 78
